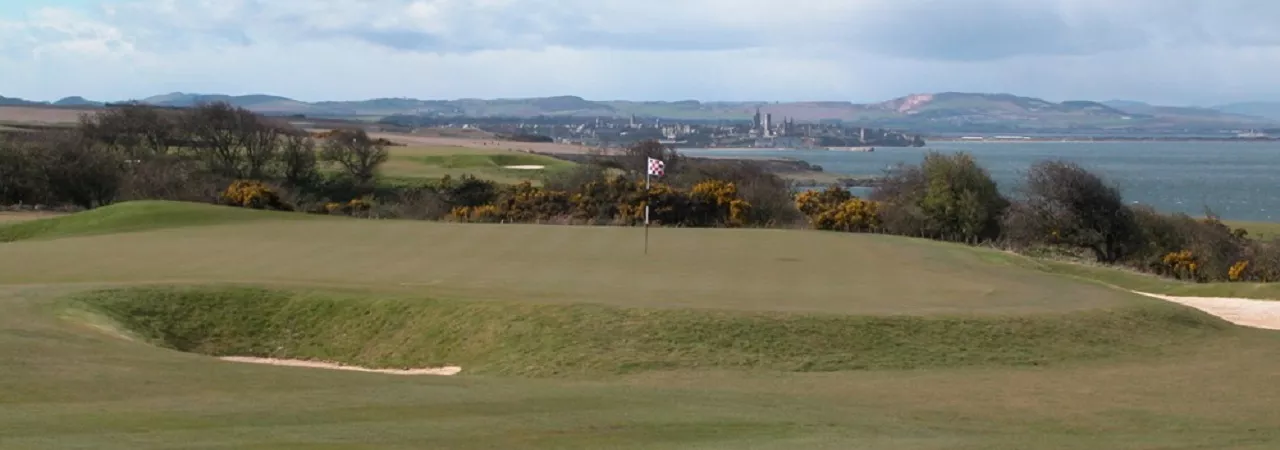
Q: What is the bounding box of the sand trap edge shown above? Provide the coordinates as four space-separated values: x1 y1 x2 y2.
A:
219 356 462 376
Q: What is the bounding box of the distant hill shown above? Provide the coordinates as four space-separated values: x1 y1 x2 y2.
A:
138 92 319 114
0 95 42 106
2 91 1277 133
1213 102 1280 121
53 96 103 107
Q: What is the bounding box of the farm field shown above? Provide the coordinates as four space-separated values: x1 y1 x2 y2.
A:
1230 220 1280 241
1 202 1280 448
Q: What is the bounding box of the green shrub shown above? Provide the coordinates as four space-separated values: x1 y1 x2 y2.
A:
872 152 1006 243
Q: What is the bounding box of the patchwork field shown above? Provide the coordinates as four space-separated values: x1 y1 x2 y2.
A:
2 202 1280 448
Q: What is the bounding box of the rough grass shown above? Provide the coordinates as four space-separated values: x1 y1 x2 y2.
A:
0 211 67 223
75 285 1227 377
0 200 311 243
983 250 1280 300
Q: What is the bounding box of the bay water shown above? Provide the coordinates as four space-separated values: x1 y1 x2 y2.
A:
681 141 1280 222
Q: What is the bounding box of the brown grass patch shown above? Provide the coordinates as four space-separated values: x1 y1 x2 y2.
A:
0 211 67 223
0 106 95 125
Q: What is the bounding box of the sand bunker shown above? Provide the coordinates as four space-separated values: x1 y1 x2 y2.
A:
503 165 546 170
220 357 462 376
1135 291 1280 330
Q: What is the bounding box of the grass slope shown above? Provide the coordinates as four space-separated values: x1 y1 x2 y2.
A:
0 200 310 243
76 285 1226 377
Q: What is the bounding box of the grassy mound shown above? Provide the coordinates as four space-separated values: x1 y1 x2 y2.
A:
77 286 1230 377
1 212 1155 312
0 201 307 243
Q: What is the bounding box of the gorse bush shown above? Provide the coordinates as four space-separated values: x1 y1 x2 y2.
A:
1229 260 1250 282
1162 250 1200 281
220 180 291 211
795 187 880 232
689 180 752 227
446 177 753 227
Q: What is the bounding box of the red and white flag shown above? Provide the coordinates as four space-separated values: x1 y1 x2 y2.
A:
647 157 665 177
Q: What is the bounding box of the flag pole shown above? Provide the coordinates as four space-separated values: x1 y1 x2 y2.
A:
644 169 650 255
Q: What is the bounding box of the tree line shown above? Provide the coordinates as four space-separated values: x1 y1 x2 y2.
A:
0 102 388 210
1 103 1275 284
797 152 1279 283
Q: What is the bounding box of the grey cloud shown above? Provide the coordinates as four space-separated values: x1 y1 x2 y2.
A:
836 0 1142 61
840 0 1280 61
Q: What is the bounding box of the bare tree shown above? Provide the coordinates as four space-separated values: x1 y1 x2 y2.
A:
320 128 388 187
279 130 319 187
243 120 285 180
79 103 178 159
35 131 124 209
183 102 256 178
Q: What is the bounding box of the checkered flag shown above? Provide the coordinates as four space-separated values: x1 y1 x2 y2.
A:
647 157 665 177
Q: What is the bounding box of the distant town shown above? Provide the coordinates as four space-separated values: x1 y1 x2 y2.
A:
373 107 927 150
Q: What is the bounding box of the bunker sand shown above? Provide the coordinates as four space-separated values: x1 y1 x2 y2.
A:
1136 291 1280 330
219 356 462 376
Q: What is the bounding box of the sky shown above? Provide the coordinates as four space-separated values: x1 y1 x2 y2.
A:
1 0 1278 106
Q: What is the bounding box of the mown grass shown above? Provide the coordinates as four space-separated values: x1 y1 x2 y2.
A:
378 145 576 185
75 285 1227 377
4 202 1280 448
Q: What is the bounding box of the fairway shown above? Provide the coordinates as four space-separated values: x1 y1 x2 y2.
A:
3 202 1280 448
379 145 576 185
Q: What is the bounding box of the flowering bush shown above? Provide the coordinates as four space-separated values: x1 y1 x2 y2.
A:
1229 260 1250 282
220 180 291 211
1162 250 1200 281
795 186 880 232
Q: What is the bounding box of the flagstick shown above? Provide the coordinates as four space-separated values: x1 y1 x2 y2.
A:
644 170 650 255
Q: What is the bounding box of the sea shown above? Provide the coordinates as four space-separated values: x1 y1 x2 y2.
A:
680 141 1280 222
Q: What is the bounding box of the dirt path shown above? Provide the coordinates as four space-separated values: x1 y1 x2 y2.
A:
219 357 462 376
1134 291 1280 330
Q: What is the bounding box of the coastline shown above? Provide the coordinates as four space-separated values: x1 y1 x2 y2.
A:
928 137 1278 143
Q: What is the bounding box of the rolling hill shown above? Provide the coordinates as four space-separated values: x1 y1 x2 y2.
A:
1214 101 1280 121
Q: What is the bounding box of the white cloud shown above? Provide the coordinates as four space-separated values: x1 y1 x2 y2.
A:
1 0 1278 105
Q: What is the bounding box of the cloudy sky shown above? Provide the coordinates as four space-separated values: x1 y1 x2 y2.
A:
1 0 1278 106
